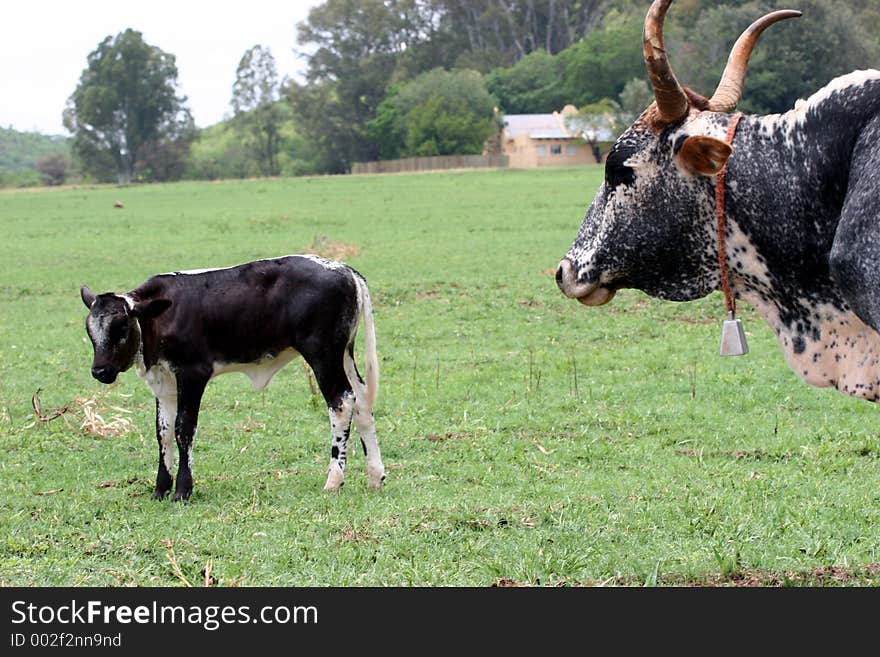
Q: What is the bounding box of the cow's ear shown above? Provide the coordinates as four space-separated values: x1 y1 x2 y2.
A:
81 285 96 309
676 135 732 176
131 298 172 319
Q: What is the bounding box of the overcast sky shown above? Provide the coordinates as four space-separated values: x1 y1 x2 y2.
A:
1 0 324 135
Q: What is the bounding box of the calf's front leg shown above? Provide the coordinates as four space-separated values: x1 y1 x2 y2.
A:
153 396 177 499
172 374 208 502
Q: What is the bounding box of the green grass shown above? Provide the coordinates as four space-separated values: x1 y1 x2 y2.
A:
1 167 878 586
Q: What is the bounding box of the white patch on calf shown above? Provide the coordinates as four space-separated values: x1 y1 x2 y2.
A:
86 314 107 350
212 348 299 390
323 392 355 492
157 396 177 473
298 254 348 271
139 359 177 399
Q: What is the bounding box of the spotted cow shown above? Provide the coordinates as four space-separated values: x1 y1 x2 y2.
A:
81 255 385 501
557 0 880 403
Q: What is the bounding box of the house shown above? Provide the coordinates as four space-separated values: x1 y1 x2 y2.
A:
499 105 614 168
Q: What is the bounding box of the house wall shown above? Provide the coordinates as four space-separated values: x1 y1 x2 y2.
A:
502 133 596 168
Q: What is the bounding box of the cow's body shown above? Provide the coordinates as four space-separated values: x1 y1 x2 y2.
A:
81 254 385 501
557 1 880 405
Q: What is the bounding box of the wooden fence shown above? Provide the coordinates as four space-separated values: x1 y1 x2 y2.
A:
351 154 509 175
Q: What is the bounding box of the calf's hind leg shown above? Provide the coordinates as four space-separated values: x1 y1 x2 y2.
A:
323 391 355 492
309 356 356 492
353 401 385 490
343 346 385 489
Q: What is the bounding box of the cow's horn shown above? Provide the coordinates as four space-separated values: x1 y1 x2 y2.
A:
644 0 689 124
707 9 802 113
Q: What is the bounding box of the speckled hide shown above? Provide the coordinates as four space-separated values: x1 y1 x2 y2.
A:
558 70 880 401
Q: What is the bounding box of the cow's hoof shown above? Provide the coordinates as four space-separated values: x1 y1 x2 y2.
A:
323 465 345 492
152 488 171 500
172 490 192 503
367 467 386 490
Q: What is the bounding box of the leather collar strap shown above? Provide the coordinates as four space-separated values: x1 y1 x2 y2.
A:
715 112 743 315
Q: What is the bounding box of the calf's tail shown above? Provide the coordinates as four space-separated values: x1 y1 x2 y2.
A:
354 273 379 410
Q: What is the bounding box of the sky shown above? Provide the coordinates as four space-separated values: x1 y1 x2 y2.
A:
0 0 324 135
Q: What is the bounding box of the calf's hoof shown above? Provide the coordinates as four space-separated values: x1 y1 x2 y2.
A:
323 464 345 492
367 467 386 491
172 487 192 503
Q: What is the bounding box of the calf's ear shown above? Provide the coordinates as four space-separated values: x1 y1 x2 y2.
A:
131 298 172 319
676 135 732 176
81 285 96 309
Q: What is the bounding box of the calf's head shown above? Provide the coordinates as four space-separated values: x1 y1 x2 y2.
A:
80 285 170 384
556 0 799 304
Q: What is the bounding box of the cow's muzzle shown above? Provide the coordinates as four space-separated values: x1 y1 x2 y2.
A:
555 258 617 306
91 365 119 384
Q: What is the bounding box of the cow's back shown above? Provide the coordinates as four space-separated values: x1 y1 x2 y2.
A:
134 255 359 367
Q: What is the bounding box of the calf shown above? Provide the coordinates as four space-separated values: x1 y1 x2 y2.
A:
80 254 385 501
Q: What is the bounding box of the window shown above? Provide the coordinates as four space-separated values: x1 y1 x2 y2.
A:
566 144 578 156
550 144 562 155
536 144 547 156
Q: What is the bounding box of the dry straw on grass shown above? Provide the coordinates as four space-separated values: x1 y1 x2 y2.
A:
31 388 133 438
307 234 358 261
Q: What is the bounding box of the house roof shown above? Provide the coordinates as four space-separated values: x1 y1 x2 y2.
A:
528 129 575 140
502 107 615 142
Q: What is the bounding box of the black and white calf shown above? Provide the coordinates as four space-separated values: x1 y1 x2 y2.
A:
80 254 385 501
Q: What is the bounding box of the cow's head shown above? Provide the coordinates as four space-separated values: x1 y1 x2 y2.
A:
80 285 170 384
556 0 799 305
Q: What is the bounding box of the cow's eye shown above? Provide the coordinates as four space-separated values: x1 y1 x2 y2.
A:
605 162 634 188
109 321 128 342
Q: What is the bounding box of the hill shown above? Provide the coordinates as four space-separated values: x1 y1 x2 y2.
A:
0 126 71 187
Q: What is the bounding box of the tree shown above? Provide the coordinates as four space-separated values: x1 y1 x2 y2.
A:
557 16 644 107
617 77 653 124
433 0 609 68
63 29 193 183
35 152 69 186
485 49 567 113
671 0 880 115
567 98 624 162
231 45 284 177
368 68 497 158
290 0 422 172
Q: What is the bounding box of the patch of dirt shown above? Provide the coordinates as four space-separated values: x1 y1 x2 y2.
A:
307 235 358 261
339 528 376 544
494 563 880 587
665 563 880 587
426 432 473 442
675 448 793 461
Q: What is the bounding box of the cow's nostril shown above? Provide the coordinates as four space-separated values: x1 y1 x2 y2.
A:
91 366 117 384
555 265 564 284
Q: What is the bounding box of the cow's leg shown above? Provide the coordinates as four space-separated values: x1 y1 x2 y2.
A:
344 346 385 490
153 396 177 499
172 373 208 502
324 390 355 492
308 354 355 492
830 127 880 331
353 402 385 490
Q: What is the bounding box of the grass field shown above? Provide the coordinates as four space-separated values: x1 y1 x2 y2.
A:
1 166 878 586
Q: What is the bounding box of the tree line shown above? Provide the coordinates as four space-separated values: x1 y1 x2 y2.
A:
9 0 879 187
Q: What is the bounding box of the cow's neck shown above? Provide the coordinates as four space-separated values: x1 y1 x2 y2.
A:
720 71 880 400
